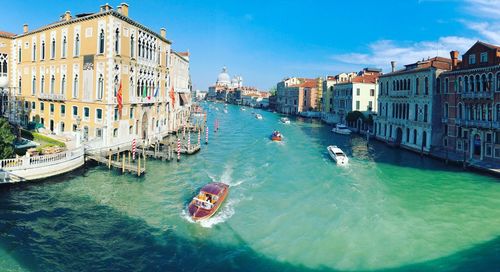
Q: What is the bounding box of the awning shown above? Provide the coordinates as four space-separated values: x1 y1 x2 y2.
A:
179 93 189 106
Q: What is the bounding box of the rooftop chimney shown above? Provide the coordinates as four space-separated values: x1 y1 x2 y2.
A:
450 50 459 70
64 11 71 21
100 3 112 12
391 61 396 72
160 28 166 38
120 3 129 16
23 24 28 34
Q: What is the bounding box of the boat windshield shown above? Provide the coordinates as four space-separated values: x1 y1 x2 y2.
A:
335 152 345 157
337 124 347 129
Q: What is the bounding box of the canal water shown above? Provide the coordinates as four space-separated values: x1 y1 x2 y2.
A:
1 102 500 271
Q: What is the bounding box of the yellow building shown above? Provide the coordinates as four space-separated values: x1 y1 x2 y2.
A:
4 3 189 148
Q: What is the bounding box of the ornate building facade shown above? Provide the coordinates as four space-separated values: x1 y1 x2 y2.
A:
1 3 191 149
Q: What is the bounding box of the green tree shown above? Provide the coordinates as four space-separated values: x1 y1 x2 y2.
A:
269 86 277 96
345 111 365 123
0 118 15 159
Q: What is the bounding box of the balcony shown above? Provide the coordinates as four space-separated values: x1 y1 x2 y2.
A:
460 92 492 99
129 96 161 104
390 90 411 97
39 93 66 101
463 120 493 128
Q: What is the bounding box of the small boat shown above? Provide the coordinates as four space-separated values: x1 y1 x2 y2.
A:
241 107 246 111
280 117 290 124
223 109 228 114
255 114 263 120
327 145 349 165
332 124 351 135
188 182 229 221
271 131 282 141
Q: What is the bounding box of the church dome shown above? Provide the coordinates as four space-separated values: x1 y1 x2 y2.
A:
217 66 231 85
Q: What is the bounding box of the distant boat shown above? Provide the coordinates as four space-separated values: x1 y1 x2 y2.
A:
223 109 228 113
280 117 290 124
188 182 229 221
331 124 351 135
241 107 246 111
327 145 349 165
255 114 263 120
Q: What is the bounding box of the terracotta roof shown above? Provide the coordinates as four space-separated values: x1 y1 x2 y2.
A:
0 31 16 38
476 40 500 50
351 74 378 84
176 52 189 56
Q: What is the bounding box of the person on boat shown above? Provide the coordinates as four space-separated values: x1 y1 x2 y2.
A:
206 194 212 203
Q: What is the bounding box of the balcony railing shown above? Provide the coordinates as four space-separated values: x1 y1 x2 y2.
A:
129 96 161 104
460 92 493 99
462 119 493 128
39 93 66 101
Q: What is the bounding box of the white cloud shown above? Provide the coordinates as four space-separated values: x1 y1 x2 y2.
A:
464 0 500 19
330 36 476 71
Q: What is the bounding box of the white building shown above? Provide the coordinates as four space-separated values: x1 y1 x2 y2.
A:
374 58 452 152
170 51 192 132
331 68 381 124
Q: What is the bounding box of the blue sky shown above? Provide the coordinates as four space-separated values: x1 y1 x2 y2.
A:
1 0 500 91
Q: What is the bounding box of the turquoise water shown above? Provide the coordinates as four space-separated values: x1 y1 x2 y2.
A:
1 102 500 271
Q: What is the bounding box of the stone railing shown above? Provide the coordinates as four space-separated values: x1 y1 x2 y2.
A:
0 148 84 171
39 93 66 101
461 92 493 99
129 96 161 104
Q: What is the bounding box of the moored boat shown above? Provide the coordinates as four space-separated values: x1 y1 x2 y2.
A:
280 117 290 124
327 145 349 165
188 182 229 221
271 131 282 141
332 124 351 135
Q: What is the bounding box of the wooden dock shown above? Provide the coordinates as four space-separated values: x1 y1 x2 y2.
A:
87 150 146 176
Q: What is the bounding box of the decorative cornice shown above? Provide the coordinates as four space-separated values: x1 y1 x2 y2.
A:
441 64 500 76
14 10 172 45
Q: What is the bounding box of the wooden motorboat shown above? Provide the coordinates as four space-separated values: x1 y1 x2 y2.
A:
271 131 282 141
327 145 349 165
280 117 290 124
188 182 229 221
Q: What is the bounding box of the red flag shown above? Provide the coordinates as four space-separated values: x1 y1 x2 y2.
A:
117 81 123 115
169 86 175 109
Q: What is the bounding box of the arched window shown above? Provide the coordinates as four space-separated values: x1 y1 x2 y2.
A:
497 73 500 92
396 80 400 91
50 75 55 93
496 104 500 121
18 46 21 63
99 29 105 54
130 34 135 58
457 103 463 119
424 104 428 122
61 75 66 94
444 103 448 118
436 78 441 93
136 79 141 97
18 76 22 94
458 77 462 93
32 76 36 95
40 75 45 93
32 43 36 61
470 75 475 92
74 34 80 56
482 74 487 91
97 74 104 100
73 74 79 98
62 36 67 58
413 129 417 144
487 73 493 91
415 78 419 95
114 28 120 54
475 75 480 92
41 41 45 60
51 38 56 59
424 77 429 95
392 81 395 91
445 78 449 93
464 76 468 92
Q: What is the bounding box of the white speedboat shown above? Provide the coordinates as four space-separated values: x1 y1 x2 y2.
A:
327 145 349 165
280 117 290 124
331 124 351 135
255 114 263 120
223 109 228 114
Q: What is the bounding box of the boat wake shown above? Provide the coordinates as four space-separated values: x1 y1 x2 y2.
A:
180 197 238 228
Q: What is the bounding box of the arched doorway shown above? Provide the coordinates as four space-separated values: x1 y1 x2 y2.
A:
473 134 481 156
141 113 148 140
395 127 403 144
